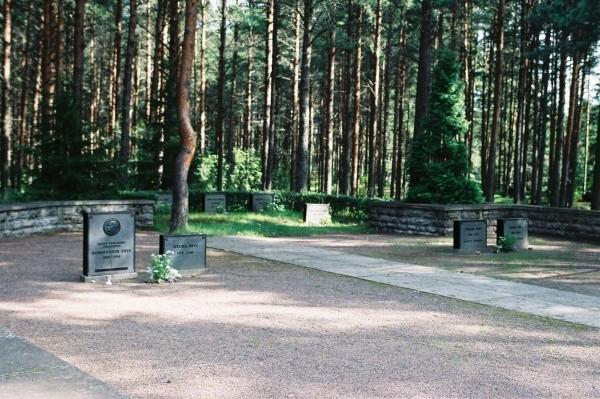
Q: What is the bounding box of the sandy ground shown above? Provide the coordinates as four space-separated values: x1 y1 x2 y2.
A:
1 231 600 399
279 234 600 297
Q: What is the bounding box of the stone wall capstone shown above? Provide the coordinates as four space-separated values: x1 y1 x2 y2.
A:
0 200 155 238
369 201 600 242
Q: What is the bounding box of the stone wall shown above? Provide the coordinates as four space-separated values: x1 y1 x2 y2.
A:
0 200 155 238
369 202 600 242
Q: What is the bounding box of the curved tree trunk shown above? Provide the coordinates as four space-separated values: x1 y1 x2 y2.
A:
170 0 197 232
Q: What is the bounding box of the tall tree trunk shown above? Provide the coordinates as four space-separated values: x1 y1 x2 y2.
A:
413 0 433 139
532 31 551 205
227 12 239 184
72 0 85 160
262 0 275 190
109 0 123 140
120 0 137 186
170 0 197 232
293 0 313 192
150 0 167 187
17 0 34 190
378 20 393 198
549 38 566 206
350 5 362 196
324 21 336 194
198 0 207 155
485 0 504 202
215 0 227 191
339 0 352 195
1 0 12 194
243 27 253 150
367 0 382 198
559 48 580 207
290 0 301 190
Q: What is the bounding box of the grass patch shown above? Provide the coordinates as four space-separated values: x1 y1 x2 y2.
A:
154 210 369 237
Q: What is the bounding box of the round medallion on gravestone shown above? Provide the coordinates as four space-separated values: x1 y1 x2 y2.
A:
102 218 121 236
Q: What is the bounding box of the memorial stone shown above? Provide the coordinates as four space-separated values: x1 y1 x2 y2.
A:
159 234 207 272
82 211 137 281
303 203 331 225
453 219 487 251
204 193 226 213
252 193 274 212
497 218 529 250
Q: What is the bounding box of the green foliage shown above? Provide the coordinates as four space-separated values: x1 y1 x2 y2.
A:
407 50 483 205
498 235 518 253
194 149 262 192
147 252 181 283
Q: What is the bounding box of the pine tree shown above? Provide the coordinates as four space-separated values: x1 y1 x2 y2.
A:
407 50 482 204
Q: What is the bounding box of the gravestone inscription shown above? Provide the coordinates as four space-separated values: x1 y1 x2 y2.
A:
303 203 331 225
159 234 207 271
252 193 274 212
453 219 487 251
497 218 528 250
83 211 136 280
204 193 226 213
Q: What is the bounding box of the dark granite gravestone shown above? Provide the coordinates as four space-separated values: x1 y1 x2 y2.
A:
204 193 226 213
453 219 487 251
82 211 136 282
252 193 274 212
303 203 331 225
159 234 207 274
497 218 528 250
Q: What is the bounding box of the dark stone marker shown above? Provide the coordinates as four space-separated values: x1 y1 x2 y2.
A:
83 211 136 279
252 193 274 212
453 219 487 251
204 193 226 213
303 203 331 225
497 218 528 250
159 234 207 271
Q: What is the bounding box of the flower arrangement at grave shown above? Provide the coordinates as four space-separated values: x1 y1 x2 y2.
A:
147 251 181 283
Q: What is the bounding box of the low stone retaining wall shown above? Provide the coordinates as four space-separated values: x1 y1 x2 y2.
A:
0 200 155 238
369 202 600 242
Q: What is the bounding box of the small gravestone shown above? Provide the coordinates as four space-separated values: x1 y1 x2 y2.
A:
252 193 274 212
82 211 137 282
159 234 207 275
453 219 487 251
156 193 173 207
204 193 226 213
303 203 331 225
497 218 528 250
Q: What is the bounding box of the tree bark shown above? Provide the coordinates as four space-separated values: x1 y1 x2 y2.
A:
198 0 207 155
484 0 504 202
215 0 227 191
170 0 197 232
293 0 313 192
262 0 275 190
72 0 85 160
367 0 382 198
120 0 137 186
1 0 12 194
413 0 433 139
350 5 362 196
324 21 336 194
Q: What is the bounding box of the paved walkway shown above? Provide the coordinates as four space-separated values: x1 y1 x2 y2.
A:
208 236 600 329
0 328 127 399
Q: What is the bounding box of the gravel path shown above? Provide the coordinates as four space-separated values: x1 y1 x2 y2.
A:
1 232 600 398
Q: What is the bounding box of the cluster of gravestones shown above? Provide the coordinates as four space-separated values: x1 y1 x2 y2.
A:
82 194 334 282
81 211 208 282
453 218 529 252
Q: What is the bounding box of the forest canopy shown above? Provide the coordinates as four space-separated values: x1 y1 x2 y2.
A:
0 0 599 210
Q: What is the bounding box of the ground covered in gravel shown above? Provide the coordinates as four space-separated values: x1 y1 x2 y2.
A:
1 231 599 399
